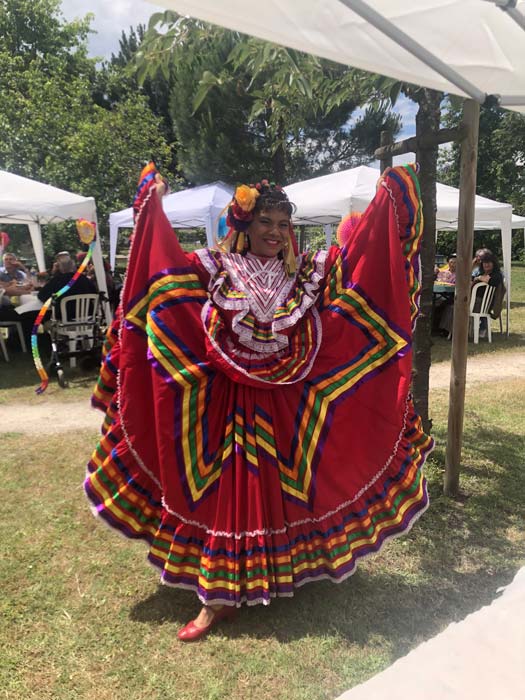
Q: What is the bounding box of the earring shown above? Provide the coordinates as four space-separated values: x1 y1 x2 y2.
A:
235 231 245 253
284 231 296 276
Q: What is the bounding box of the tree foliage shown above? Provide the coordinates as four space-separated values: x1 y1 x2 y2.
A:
0 0 172 259
438 100 525 259
134 12 401 184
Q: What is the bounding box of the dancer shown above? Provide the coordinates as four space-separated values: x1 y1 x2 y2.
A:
85 163 433 641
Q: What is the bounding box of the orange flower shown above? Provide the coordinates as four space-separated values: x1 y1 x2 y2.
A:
234 185 259 213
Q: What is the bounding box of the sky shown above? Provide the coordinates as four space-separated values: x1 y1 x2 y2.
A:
60 0 165 59
60 0 416 157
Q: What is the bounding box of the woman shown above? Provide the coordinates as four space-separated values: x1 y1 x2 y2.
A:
435 253 457 285
471 248 492 278
38 253 97 320
472 252 502 289
472 252 503 337
85 164 433 641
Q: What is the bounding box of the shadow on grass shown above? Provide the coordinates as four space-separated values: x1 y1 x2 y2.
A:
1 346 98 390
431 332 524 363
129 565 515 661
128 412 523 656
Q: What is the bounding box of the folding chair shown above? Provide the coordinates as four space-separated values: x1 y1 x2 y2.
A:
469 283 495 344
54 294 100 368
0 329 8 361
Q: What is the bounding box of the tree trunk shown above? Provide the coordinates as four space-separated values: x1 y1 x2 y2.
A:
272 141 286 184
412 89 442 433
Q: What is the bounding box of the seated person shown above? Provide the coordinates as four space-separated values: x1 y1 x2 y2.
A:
0 277 38 347
471 247 492 278
472 252 503 289
435 253 457 285
38 253 97 320
0 252 28 284
440 252 503 339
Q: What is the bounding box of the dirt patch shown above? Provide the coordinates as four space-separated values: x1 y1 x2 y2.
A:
429 350 525 389
0 400 101 435
1 351 524 434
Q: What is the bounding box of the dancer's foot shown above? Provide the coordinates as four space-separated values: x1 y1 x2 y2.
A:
177 604 236 642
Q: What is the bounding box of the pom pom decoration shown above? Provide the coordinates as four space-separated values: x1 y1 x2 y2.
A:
0 230 10 255
336 211 363 247
31 220 98 394
76 219 96 245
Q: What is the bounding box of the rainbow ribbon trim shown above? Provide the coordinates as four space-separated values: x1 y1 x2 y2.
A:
32 220 97 393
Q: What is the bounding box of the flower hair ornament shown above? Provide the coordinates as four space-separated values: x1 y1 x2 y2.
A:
219 179 299 276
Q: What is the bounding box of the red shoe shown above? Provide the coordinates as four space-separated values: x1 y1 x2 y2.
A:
177 606 237 642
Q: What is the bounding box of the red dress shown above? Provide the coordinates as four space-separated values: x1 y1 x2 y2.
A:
85 165 432 606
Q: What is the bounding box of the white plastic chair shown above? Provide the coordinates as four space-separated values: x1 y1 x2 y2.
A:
469 282 495 344
0 288 27 356
0 321 27 353
54 294 100 367
0 329 8 361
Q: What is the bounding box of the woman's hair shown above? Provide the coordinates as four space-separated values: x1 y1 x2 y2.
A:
226 180 295 234
253 188 295 219
479 251 500 272
56 256 76 274
475 247 492 259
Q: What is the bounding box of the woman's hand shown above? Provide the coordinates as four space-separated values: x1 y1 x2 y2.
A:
376 167 391 192
155 173 168 199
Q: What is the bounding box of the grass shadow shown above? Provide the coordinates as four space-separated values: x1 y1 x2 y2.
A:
129 564 516 662
0 347 98 393
431 332 524 363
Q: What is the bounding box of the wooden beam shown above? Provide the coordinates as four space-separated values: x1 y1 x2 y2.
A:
374 125 467 159
299 225 306 253
379 130 393 174
444 99 480 496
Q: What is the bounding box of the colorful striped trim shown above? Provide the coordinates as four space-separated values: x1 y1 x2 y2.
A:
85 403 432 606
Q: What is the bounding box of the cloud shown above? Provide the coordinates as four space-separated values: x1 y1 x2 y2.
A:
60 0 164 58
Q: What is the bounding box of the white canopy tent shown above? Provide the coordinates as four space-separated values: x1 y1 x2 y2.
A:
0 170 111 323
285 165 514 327
152 1 525 113
109 181 233 270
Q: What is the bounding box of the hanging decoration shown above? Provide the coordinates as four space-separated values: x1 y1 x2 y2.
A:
32 219 97 394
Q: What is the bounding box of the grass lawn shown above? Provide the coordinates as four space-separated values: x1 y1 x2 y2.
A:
1 266 524 700
1 396 524 698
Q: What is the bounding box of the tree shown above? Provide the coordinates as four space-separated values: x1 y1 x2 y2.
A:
94 24 179 176
439 101 525 260
0 0 92 71
134 12 400 184
0 1 173 259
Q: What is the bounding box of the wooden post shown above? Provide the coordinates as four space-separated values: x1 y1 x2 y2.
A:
379 130 393 173
444 99 480 496
412 89 441 434
299 225 306 253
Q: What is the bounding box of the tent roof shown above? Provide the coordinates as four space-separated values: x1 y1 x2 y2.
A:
512 214 525 229
153 0 525 113
284 165 513 228
0 170 96 225
110 181 233 230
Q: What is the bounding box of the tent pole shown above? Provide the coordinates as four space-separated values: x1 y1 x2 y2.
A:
28 221 46 272
338 0 487 103
444 99 480 496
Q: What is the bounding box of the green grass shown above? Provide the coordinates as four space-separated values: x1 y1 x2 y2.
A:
1 378 524 700
1 264 524 699
0 350 96 403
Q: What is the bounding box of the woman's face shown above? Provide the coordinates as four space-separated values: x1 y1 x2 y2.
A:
448 258 456 272
247 209 290 258
481 259 494 274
